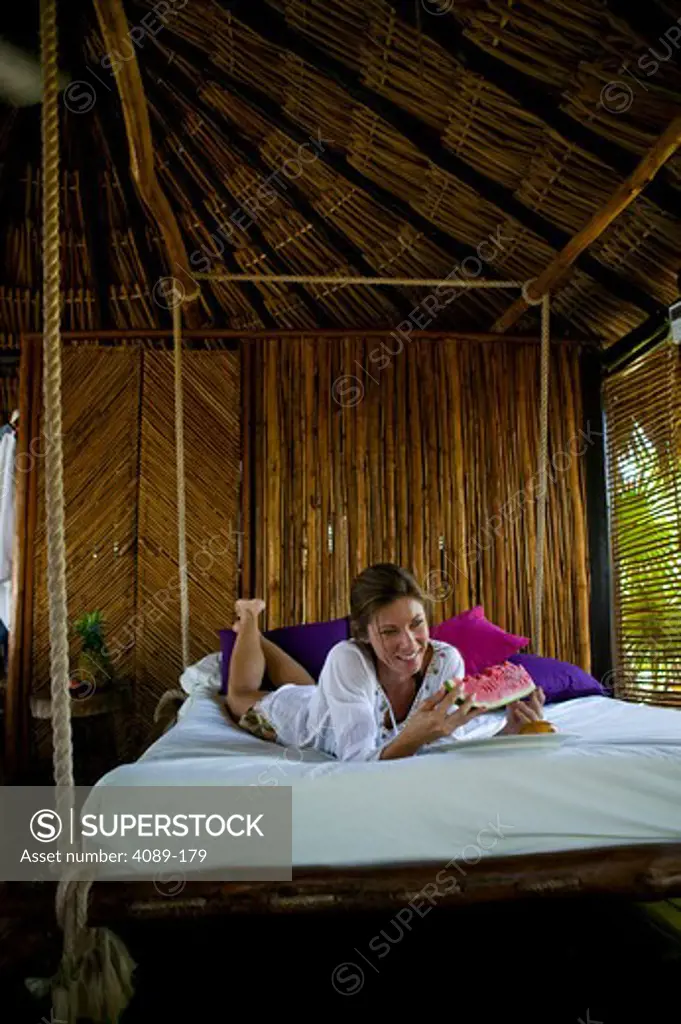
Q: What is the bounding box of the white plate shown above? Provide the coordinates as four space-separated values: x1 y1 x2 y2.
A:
449 732 577 753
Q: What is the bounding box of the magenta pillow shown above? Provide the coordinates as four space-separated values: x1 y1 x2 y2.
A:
218 616 350 694
431 606 528 675
508 653 607 704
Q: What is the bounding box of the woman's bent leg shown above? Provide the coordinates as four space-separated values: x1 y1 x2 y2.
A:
226 599 269 722
260 635 315 687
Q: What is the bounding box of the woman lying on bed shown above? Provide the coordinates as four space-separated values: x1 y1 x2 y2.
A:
225 563 546 761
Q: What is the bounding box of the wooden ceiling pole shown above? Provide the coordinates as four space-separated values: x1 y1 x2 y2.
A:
92 0 201 329
492 112 681 334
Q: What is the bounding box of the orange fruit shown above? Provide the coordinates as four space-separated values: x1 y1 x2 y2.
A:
518 720 556 735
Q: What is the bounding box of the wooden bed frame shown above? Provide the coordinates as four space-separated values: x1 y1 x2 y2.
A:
93 844 681 921
5 843 681 925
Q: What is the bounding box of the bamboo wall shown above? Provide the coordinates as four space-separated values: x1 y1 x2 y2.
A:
251 336 591 668
31 347 241 761
27 334 591 772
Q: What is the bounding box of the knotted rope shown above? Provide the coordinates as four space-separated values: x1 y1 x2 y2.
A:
37 2 136 1019
40 0 72 794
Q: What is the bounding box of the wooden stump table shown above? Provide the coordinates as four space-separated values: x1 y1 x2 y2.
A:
30 685 132 785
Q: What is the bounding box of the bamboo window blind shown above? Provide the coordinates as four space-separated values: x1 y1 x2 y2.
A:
603 342 681 705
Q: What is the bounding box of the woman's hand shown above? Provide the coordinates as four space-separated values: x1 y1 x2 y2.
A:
379 685 484 760
380 685 484 762
498 687 546 735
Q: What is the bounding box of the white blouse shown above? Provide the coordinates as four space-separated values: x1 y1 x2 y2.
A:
255 638 506 761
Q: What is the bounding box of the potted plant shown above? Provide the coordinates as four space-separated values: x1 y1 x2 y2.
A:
72 610 114 697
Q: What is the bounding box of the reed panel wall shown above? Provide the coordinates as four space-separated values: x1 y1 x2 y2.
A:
30 347 241 762
31 350 142 760
251 336 591 669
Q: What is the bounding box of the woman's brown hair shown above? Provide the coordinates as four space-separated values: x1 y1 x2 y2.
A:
349 563 429 649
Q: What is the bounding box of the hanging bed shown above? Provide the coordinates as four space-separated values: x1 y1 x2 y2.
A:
78 651 681 923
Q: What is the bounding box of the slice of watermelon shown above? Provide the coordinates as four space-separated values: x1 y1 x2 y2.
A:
443 662 536 710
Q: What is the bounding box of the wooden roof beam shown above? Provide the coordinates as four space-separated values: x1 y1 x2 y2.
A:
93 0 202 328
393 0 681 220
492 113 681 333
602 307 675 374
230 0 663 322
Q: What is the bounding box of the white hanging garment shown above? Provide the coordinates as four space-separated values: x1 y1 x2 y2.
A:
0 428 16 629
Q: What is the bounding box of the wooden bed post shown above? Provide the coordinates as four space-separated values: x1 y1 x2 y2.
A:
4 335 42 782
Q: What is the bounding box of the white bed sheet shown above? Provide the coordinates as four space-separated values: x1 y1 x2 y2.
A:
91 654 681 872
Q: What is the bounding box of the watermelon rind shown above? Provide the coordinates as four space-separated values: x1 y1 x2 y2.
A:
443 676 536 710
470 678 536 710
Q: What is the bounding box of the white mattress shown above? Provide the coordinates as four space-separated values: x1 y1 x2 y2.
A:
91 654 681 872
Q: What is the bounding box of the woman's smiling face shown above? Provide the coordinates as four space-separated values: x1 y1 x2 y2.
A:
366 597 429 679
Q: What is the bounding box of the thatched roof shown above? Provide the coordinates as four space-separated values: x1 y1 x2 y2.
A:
1 0 680 347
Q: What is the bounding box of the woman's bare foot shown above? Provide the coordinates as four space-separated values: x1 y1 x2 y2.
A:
234 598 266 623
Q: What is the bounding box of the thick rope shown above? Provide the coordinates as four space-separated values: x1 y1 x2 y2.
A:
153 687 186 722
533 293 551 654
521 277 544 307
51 870 135 1022
39 2 78 1015
174 301 190 669
41 0 73 800
38 4 136 1020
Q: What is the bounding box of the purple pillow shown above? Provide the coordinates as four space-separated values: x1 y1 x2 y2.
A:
431 605 529 676
218 616 350 695
508 653 607 704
